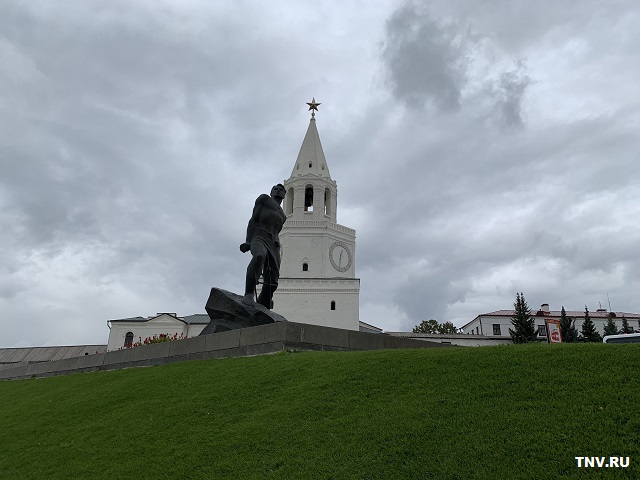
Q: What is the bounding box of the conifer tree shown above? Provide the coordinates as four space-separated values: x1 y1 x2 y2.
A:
603 314 620 336
559 306 579 343
621 316 631 334
509 292 537 343
580 306 602 342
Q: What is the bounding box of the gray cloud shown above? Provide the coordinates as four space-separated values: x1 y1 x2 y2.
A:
1 0 640 345
490 61 532 129
381 3 468 111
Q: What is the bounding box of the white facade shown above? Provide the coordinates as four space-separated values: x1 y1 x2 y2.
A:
272 114 360 330
461 304 640 340
106 313 207 351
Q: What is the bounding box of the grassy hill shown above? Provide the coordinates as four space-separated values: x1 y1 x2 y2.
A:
1 343 639 479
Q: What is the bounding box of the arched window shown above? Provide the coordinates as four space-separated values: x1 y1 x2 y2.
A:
302 263 309 271
331 301 336 311
304 185 314 212
124 331 134 348
324 188 331 216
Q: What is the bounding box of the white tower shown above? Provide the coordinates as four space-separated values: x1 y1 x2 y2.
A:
272 99 360 330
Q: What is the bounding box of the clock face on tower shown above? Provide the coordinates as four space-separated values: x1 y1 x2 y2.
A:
329 240 352 272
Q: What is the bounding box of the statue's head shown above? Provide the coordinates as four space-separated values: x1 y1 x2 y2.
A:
271 184 286 201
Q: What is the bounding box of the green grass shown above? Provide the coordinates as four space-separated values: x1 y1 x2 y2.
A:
1 343 639 479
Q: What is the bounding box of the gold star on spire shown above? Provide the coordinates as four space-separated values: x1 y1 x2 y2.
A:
306 97 321 118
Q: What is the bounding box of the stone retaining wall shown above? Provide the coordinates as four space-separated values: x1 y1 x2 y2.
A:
0 322 450 381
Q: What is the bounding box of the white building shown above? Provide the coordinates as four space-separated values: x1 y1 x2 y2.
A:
107 313 208 351
272 105 360 330
461 303 640 339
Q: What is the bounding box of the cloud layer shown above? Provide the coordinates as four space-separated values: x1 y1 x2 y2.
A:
1 1 639 346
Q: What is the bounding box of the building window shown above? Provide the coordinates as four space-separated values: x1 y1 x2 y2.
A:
492 324 501 335
324 188 331 216
331 301 336 310
304 185 313 212
309 162 312 168
538 325 547 336
124 331 134 348
302 263 308 271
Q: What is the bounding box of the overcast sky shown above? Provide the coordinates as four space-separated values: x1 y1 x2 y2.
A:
2 0 639 347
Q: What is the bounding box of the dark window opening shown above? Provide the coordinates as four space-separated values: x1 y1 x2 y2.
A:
304 186 314 212
302 263 308 271
324 189 329 215
124 331 134 348
331 301 336 310
492 324 501 335
309 162 312 168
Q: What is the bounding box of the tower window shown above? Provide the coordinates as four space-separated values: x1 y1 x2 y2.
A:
331 301 336 310
324 188 331 216
304 185 314 212
124 331 134 348
309 162 312 168
302 263 308 271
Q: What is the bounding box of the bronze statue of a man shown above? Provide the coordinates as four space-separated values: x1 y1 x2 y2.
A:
240 184 287 309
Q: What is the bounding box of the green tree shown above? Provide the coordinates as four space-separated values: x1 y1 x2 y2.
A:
509 292 537 343
621 316 631 334
413 319 440 334
412 319 459 334
559 306 579 343
603 313 620 336
438 321 459 334
580 306 602 342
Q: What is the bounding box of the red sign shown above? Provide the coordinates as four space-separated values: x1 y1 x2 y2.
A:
546 319 562 344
